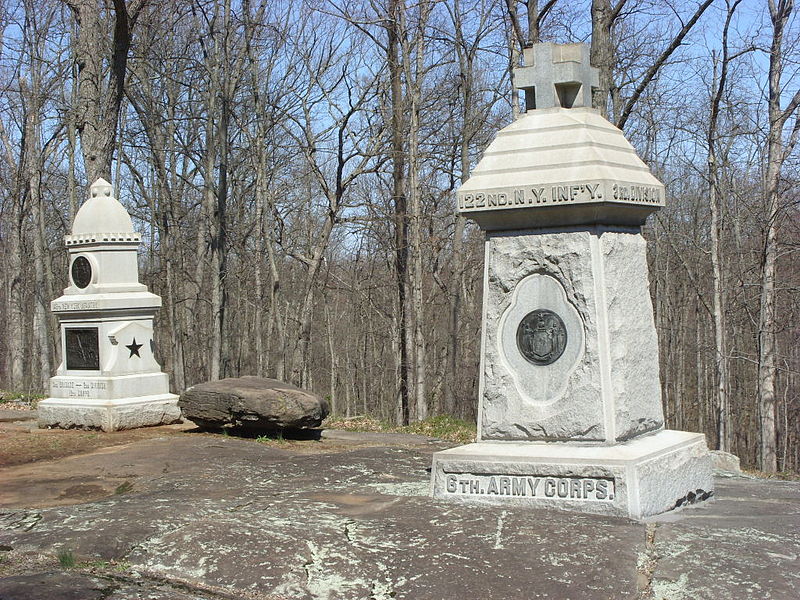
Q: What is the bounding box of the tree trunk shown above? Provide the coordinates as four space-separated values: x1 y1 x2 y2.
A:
388 0 410 425
759 0 798 473
325 304 337 416
590 0 616 119
30 170 52 391
67 60 79 222
66 0 141 183
21 61 54 392
445 0 472 416
210 93 229 381
706 0 739 451
709 162 729 450
289 221 332 388
406 0 430 422
758 215 778 471
6 196 25 390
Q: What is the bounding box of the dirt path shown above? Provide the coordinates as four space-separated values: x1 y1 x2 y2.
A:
0 411 196 469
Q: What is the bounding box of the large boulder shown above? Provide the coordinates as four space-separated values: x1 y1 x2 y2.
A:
179 376 329 432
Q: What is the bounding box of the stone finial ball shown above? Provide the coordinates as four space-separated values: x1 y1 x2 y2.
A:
90 178 114 198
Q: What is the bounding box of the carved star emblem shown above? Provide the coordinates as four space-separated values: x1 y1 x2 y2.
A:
126 337 143 358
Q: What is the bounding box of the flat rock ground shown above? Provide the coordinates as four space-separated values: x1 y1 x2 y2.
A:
0 413 798 600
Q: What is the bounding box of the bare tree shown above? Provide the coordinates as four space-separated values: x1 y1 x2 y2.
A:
759 0 800 472
443 0 478 414
280 15 385 388
707 0 747 453
590 0 713 128
20 3 63 390
241 0 291 380
385 0 411 424
401 0 434 421
64 0 146 184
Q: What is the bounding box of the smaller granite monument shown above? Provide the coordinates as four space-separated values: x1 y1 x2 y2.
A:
430 44 713 519
38 178 180 431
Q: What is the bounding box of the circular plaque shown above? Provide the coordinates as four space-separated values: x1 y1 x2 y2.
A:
71 256 92 289
516 309 567 366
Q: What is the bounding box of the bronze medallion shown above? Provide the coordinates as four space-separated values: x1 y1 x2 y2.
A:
516 309 567 366
71 256 92 289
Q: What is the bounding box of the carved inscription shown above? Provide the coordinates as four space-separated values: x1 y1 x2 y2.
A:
612 184 660 203
52 380 107 398
53 300 99 311
459 182 602 210
458 181 662 210
65 328 100 370
445 474 614 501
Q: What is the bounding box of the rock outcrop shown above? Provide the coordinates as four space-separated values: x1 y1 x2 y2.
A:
179 376 329 432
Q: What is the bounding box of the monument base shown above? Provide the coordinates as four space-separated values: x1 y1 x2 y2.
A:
38 394 181 432
430 430 713 519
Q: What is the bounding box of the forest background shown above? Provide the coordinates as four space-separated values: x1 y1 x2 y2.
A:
0 0 798 474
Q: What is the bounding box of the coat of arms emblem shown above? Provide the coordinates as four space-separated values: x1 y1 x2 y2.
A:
516 309 567 366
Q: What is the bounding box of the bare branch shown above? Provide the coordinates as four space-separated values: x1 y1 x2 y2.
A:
616 0 714 130
504 0 526 51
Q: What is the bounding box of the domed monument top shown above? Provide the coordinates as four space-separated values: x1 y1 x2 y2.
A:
69 178 139 243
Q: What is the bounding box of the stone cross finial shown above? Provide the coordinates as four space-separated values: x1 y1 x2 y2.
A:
514 43 599 111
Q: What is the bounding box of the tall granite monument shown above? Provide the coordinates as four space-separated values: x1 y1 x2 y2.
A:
38 178 180 432
430 44 713 519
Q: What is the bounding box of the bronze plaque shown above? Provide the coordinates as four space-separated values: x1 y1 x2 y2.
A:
65 328 100 370
516 309 567 366
71 256 92 289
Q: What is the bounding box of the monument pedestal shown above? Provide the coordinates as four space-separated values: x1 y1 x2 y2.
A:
431 430 712 519
38 393 180 433
478 226 665 443
39 179 180 432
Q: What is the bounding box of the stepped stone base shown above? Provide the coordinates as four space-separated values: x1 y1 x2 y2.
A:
430 430 713 519
38 395 180 432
